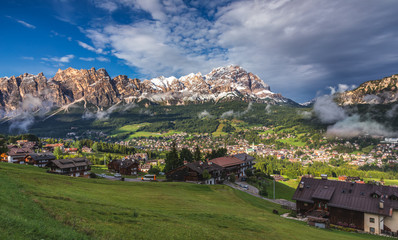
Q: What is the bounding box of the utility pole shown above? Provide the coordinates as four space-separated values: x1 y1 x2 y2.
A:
273 179 275 200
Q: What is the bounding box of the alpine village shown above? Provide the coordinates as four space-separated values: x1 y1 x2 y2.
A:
2 1 398 240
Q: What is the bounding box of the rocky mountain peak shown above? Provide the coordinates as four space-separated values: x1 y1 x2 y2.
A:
0 65 291 113
337 74 398 105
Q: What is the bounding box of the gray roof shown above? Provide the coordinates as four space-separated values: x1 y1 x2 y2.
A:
293 177 398 216
186 161 223 174
51 158 92 169
233 153 255 162
27 153 56 161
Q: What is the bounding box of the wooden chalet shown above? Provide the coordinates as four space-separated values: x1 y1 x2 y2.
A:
293 177 398 235
64 148 78 154
166 161 223 184
108 158 139 175
24 153 55 167
47 158 92 177
140 163 151 172
232 153 255 176
6 147 34 164
119 159 139 175
210 156 245 178
108 159 122 173
42 143 64 152
82 146 93 153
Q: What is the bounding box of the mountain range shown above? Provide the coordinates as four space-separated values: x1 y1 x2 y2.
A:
0 65 291 113
337 74 398 105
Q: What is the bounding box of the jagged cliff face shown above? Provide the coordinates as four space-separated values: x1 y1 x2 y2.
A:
337 74 398 105
0 65 289 113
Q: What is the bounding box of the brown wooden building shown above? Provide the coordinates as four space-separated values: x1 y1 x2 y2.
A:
47 158 92 177
293 177 398 235
24 153 56 167
108 158 139 175
166 161 223 184
210 156 245 178
5 147 34 164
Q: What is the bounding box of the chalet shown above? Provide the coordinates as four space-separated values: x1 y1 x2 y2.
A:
166 161 223 184
108 159 122 172
6 147 34 164
119 159 139 175
210 156 245 178
42 143 64 152
108 158 140 175
64 148 78 154
140 163 151 172
233 153 255 176
24 153 55 167
133 153 148 162
47 158 92 177
82 146 93 153
293 177 398 235
272 175 285 181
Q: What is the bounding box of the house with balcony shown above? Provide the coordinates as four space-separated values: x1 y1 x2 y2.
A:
293 176 398 236
47 158 92 177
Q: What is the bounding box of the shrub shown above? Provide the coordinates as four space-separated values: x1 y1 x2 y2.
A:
247 176 257 185
228 173 236 183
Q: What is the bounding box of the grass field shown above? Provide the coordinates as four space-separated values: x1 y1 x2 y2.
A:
212 122 227 137
0 163 388 240
261 179 297 201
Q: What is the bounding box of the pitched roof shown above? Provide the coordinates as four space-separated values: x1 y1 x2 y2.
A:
27 153 56 161
233 153 255 162
51 158 92 169
8 147 33 156
186 161 223 174
210 156 244 168
293 177 398 216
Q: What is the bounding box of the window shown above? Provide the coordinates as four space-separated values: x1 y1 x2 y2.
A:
370 218 375 223
370 227 375 233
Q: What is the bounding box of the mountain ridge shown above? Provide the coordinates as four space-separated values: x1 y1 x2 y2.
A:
0 65 292 113
337 74 398 105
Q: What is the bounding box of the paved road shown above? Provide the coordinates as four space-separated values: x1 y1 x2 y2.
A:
100 175 164 182
225 181 296 210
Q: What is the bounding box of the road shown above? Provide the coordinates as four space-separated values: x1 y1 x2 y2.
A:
224 181 296 210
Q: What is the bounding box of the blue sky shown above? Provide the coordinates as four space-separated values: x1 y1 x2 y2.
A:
1 0 398 102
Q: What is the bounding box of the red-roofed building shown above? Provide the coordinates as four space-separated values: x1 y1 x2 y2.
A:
210 156 245 178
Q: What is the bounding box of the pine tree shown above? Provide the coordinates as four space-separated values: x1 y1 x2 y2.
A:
165 142 180 172
193 145 202 162
180 148 193 163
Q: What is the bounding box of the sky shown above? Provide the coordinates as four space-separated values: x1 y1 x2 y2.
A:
1 0 398 103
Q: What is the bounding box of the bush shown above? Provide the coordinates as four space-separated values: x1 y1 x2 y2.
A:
228 173 236 183
89 172 97 178
245 169 253 177
247 176 257 185
259 185 268 197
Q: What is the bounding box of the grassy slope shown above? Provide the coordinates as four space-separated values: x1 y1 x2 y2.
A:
0 163 387 240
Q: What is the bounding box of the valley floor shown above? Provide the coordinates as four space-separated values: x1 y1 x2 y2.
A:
0 163 389 240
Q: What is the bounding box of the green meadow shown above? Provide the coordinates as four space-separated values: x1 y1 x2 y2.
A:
0 163 388 240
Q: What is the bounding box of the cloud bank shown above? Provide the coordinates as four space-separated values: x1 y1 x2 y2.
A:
78 0 398 102
313 88 397 137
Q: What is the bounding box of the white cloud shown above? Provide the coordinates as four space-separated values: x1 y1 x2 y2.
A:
16 19 36 29
78 0 398 101
198 110 213 119
77 40 104 54
93 0 118 12
326 115 397 138
42 54 74 63
313 95 347 124
79 57 95 61
97 56 110 62
21 56 34 60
